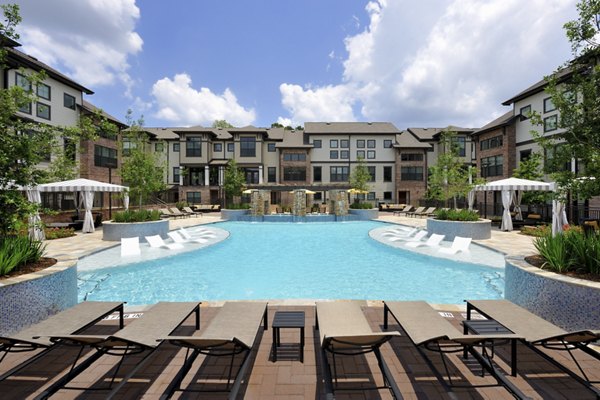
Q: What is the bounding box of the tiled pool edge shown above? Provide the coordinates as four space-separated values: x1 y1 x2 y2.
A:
505 256 600 331
0 260 77 336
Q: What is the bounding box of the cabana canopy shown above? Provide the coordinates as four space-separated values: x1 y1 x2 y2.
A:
470 177 565 234
36 179 129 234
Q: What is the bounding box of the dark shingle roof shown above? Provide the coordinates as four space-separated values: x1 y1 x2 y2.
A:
80 100 126 128
394 131 432 149
502 67 573 106
472 111 517 136
304 122 400 134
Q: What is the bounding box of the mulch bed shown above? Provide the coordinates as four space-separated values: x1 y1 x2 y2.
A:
524 255 600 283
1 257 57 279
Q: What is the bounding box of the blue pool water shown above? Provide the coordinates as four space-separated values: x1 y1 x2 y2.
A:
78 221 504 305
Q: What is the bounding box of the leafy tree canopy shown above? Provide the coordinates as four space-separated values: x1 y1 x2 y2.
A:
349 157 372 196
212 119 234 129
223 159 246 207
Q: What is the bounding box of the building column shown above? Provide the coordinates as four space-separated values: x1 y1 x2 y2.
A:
204 165 210 186
259 165 264 184
219 166 224 185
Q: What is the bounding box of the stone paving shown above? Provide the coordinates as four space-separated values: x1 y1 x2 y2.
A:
3 213 596 399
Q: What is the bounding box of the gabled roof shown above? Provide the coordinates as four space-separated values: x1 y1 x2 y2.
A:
5 46 93 94
407 126 474 141
472 111 517 136
304 122 400 134
140 127 180 140
277 129 312 148
265 127 285 140
394 131 432 149
80 100 127 128
502 67 573 106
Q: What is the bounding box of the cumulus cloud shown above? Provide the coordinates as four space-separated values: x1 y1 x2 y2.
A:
279 0 577 128
151 73 256 127
15 0 142 95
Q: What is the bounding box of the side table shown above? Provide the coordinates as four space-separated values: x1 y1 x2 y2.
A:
272 311 305 362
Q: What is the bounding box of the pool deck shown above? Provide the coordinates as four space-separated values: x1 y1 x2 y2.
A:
3 214 585 400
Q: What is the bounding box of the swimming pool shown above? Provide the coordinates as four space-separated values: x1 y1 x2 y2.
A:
77 221 505 305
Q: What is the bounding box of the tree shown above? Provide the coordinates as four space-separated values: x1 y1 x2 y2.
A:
349 157 371 202
512 152 550 205
426 128 478 207
223 159 246 207
212 119 234 129
535 0 600 200
119 111 166 207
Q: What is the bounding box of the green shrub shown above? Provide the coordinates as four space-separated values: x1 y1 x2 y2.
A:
175 201 188 209
0 236 46 276
44 227 76 240
534 230 600 275
349 202 374 209
521 225 551 237
434 208 479 221
534 234 572 273
113 209 161 223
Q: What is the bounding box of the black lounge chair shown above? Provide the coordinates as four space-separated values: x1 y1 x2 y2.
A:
37 301 200 399
466 299 600 396
383 301 528 400
0 301 124 381
316 301 402 399
161 301 268 399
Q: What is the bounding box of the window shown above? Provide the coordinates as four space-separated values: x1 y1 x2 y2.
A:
520 105 531 121
451 136 466 157
383 166 392 182
36 103 50 120
367 139 376 148
37 83 50 100
189 167 203 185
330 150 339 159
367 192 376 200
173 167 180 183
367 166 376 182
240 136 256 157
357 150 365 159
186 137 202 157
384 139 393 148
63 93 76 110
244 168 260 183
357 140 365 148
283 167 306 181
330 139 338 148
480 135 503 151
481 155 504 177
367 150 376 159
330 166 349 182
401 166 424 180
340 139 349 148
383 191 392 200
283 153 306 161
267 142 276 152
340 150 349 159
268 167 276 183
313 139 322 148
227 142 234 152
314 192 322 201
186 192 201 204
155 142 164 152
15 72 30 91
19 102 31 114
544 115 558 132
313 166 322 182
122 138 136 156
520 149 532 161
94 145 117 168
173 142 180 152
400 153 423 161
213 143 222 152
544 97 556 113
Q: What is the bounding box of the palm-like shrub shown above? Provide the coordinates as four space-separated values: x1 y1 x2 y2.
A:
0 236 46 276
534 230 600 275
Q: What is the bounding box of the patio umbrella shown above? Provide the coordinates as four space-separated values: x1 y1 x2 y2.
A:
242 189 254 194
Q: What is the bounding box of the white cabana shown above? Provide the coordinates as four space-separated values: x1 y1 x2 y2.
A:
25 186 44 241
37 178 129 233
470 177 560 233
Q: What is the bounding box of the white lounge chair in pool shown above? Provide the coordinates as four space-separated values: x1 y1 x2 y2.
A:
406 233 445 248
167 231 208 244
179 227 215 239
439 236 472 254
388 230 427 242
121 236 141 256
145 234 184 250
381 227 418 237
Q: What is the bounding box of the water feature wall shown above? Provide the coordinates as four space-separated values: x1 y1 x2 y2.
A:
329 190 348 216
250 190 270 216
292 190 307 216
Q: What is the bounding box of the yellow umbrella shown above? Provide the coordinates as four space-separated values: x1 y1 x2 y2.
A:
348 188 368 194
305 190 316 195
242 189 254 194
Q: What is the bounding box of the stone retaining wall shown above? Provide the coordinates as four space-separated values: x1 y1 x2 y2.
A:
427 218 492 240
102 220 169 242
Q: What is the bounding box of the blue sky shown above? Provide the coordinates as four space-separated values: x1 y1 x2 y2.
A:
8 0 578 129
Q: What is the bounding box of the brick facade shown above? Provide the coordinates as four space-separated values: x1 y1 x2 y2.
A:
394 149 428 205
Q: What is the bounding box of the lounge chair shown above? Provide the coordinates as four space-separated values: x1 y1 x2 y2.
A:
39 302 200 399
169 207 191 218
0 301 124 382
162 301 268 399
406 206 426 217
406 233 445 248
414 206 436 218
315 301 402 399
179 227 215 239
465 299 600 396
383 301 527 399
159 208 179 219
120 236 141 256
167 231 208 244
388 230 427 242
381 226 418 237
392 205 413 216
182 206 203 217
438 236 471 254
145 234 184 250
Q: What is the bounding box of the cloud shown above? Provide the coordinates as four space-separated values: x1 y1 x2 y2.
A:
14 0 142 95
151 73 256 127
278 0 577 128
